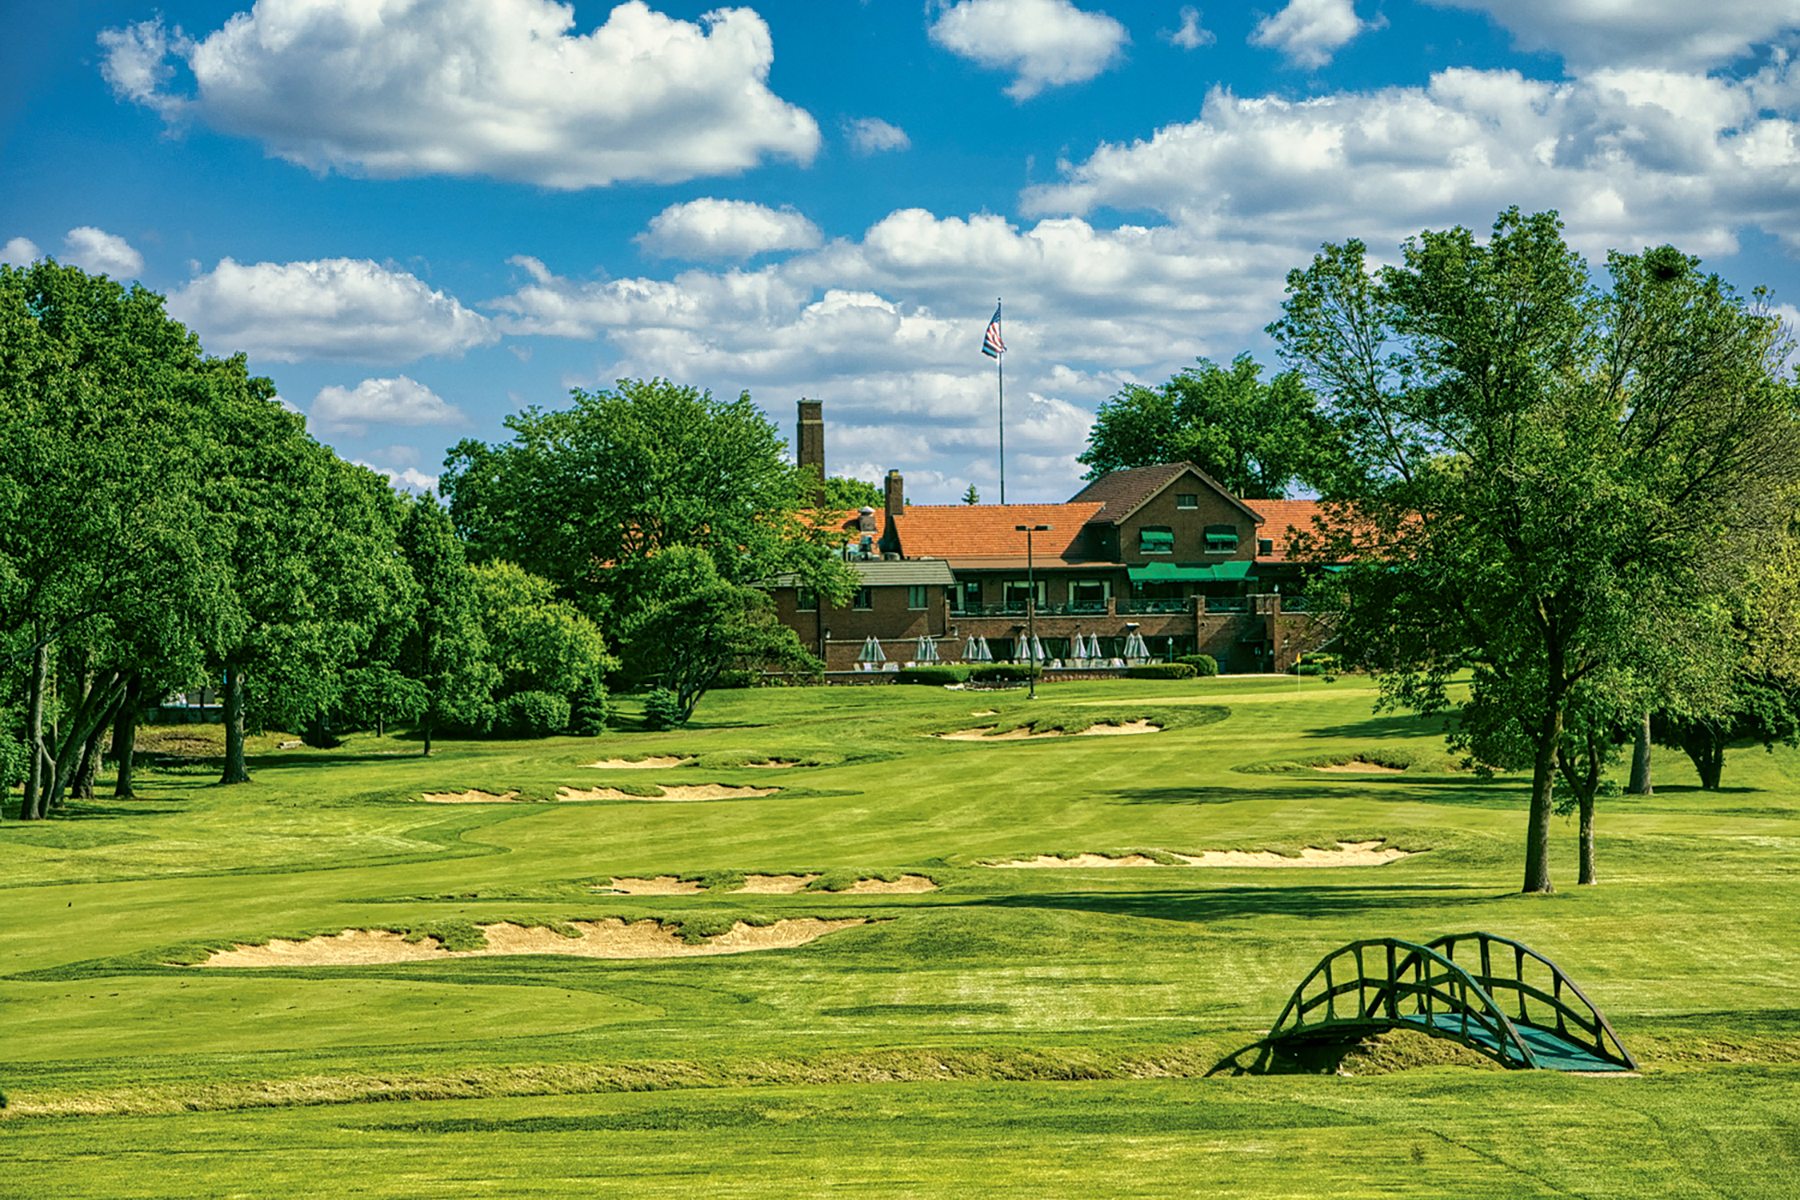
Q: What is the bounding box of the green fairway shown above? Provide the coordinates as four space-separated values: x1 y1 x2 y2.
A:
5 677 1799 1196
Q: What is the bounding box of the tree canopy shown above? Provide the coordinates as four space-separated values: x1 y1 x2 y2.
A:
1271 209 1800 893
441 378 849 722
1078 353 1354 498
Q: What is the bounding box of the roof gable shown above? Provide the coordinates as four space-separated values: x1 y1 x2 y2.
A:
1067 462 1265 527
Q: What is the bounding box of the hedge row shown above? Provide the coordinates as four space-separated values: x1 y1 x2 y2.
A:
1126 663 1199 680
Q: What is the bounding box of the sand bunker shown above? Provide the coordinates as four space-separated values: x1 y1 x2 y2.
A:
938 720 1162 741
991 853 1161 868
199 918 870 967
737 873 820 893
419 789 520 804
988 841 1415 869
556 784 779 802
971 709 999 716
601 876 707 895
1315 760 1405 773
598 873 936 895
583 756 694 769
840 875 937 894
1173 840 1415 867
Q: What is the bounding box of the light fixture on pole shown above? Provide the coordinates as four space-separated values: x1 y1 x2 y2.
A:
1015 524 1051 700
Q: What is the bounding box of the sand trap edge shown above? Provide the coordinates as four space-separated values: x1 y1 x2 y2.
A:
196 918 875 967
986 841 1418 869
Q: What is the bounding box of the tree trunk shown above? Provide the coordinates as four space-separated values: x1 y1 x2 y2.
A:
220 661 251 785
422 716 433 758
22 640 49 820
1522 707 1560 894
112 677 141 799
72 722 105 800
1681 727 1725 790
1578 790 1597 885
45 668 128 813
1627 713 1653 795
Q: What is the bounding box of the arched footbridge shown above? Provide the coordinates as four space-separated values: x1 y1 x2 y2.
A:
1256 932 1638 1072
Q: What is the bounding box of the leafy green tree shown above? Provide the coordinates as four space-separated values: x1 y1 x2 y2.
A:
961 485 980 505
1272 210 1800 893
1078 353 1354 497
616 546 821 723
395 496 493 757
210 436 413 782
442 379 853 604
820 476 883 513
469 561 614 699
0 262 230 817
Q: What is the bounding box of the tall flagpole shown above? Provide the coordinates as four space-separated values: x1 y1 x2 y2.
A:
997 297 1005 505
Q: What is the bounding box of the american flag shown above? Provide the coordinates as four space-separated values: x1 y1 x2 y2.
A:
982 303 1005 358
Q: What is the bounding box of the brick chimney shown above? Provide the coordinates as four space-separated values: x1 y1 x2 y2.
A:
796 398 825 502
884 469 905 518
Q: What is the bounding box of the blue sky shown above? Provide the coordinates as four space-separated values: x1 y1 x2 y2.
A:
8 0 1800 502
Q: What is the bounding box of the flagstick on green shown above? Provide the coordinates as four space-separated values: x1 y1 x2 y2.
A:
983 298 1005 504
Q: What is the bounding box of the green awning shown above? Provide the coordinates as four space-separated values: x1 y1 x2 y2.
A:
1139 530 1175 548
1128 560 1254 583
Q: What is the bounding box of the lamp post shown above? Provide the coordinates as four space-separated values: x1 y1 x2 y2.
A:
1016 524 1051 700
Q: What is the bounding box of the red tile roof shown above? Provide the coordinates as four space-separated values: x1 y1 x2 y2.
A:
1248 499 1328 561
889 503 1105 561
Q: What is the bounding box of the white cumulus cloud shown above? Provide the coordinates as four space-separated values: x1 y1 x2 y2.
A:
314 376 466 436
355 459 440 494
1425 0 1800 70
635 198 823 261
929 0 1130 100
844 117 911 155
1248 0 1371 69
1161 7 1215 50
168 258 497 363
62 227 144 278
2 237 42 266
1024 63 1800 260
98 0 820 189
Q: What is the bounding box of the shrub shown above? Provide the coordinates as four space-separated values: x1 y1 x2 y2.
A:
494 690 571 738
642 688 685 730
1127 663 1198 680
1290 653 1340 675
969 664 1041 683
1174 654 1219 676
897 666 971 685
568 678 610 736
713 668 760 689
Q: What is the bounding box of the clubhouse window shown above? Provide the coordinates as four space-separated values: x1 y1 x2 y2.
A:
1140 527 1175 554
1176 493 1199 509
853 587 873 610
796 587 818 611
1204 524 1239 553
907 585 929 610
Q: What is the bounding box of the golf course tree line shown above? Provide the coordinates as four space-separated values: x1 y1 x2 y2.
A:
439 378 859 725
1268 208 1800 893
0 262 615 815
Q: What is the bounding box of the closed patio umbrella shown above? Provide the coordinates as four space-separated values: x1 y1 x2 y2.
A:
915 636 940 663
857 636 887 664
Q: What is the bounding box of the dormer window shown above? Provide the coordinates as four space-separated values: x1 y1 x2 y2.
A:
1140 527 1175 554
1257 538 1274 556
1204 525 1239 553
